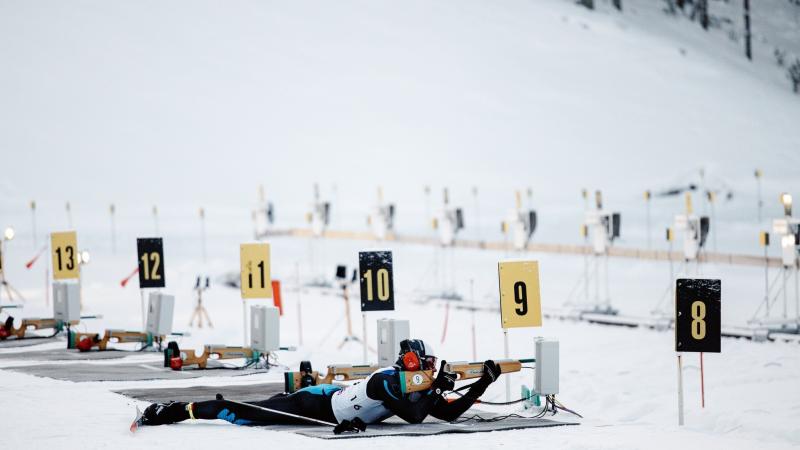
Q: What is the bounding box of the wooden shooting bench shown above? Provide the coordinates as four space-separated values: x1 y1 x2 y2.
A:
68 330 163 351
171 345 262 369
1 318 78 340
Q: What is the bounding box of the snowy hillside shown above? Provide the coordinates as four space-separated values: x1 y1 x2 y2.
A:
1 1 799 449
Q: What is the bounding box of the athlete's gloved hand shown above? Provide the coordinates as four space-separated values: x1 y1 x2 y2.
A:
431 360 456 394
333 417 367 434
464 360 502 400
479 360 502 385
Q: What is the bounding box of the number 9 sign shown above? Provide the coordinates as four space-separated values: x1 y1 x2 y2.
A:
498 260 542 328
51 231 79 280
675 278 720 353
240 243 272 299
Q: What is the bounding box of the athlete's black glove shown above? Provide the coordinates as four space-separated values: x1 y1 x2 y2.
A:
464 360 501 400
333 417 367 435
479 360 502 384
431 360 456 394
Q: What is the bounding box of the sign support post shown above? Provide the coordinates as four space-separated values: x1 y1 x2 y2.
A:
240 243 272 347
359 250 395 363
700 352 705 408
503 327 510 401
675 278 721 426
677 352 684 426
137 238 166 330
362 312 368 364
498 260 543 405
296 262 303 346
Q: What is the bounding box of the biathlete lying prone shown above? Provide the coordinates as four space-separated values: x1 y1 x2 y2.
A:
138 339 501 433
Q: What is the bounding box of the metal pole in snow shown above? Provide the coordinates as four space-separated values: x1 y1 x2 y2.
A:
700 352 705 408
296 262 303 346
470 278 477 361
677 353 685 426
503 328 511 402
362 312 368 364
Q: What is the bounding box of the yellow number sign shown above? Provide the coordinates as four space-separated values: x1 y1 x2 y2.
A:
240 243 272 299
51 231 79 280
498 260 542 328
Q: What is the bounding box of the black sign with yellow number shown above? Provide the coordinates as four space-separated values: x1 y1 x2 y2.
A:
675 278 720 353
137 238 165 289
359 251 394 312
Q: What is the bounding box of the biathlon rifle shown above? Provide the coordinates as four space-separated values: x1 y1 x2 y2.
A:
284 358 534 394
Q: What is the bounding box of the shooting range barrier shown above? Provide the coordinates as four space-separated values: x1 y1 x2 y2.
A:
264 228 783 268
115 382 577 439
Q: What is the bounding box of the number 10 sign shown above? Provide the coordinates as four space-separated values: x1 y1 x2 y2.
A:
498 260 542 328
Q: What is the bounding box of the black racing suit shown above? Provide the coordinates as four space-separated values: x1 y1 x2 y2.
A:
150 366 491 426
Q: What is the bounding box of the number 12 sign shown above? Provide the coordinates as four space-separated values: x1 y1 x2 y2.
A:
675 278 720 353
498 260 542 328
137 238 165 288
240 243 272 299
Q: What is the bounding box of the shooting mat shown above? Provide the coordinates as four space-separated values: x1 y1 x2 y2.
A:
115 383 578 438
5 361 266 382
0 336 63 348
0 348 136 361
117 382 284 403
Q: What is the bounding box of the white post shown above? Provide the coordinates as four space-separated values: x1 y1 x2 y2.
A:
242 298 248 347
470 278 477 361
783 268 788 319
503 328 510 402
296 262 303 346
140 289 146 330
45 266 50 307
677 353 684 426
362 312 368 364
30 201 38 248
795 267 799 319
764 244 770 318
646 198 652 250
604 253 610 308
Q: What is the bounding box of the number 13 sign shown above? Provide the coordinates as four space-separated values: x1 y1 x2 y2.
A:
240 243 272 299
51 231 79 280
675 278 720 353
498 260 542 328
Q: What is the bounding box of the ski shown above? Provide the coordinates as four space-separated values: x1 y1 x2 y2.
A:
129 407 144 433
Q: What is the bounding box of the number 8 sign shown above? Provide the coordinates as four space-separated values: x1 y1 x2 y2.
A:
498 260 542 328
675 278 720 353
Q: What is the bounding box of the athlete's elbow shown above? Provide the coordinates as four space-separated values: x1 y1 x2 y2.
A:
404 413 427 424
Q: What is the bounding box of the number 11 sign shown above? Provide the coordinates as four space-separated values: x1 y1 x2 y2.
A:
240 243 272 299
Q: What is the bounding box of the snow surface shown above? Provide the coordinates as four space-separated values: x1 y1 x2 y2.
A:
1 0 799 448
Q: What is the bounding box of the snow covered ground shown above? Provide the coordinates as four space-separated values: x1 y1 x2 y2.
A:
1 0 799 448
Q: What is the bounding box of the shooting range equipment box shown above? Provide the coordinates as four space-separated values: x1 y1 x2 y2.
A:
377 318 409 366
53 281 80 324
250 305 280 353
535 338 559 395
146 292 174 336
